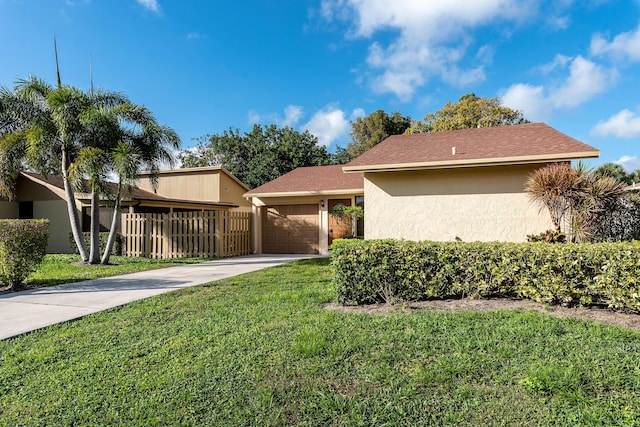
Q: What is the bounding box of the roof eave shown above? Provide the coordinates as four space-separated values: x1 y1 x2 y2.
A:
139 166 250 191
342 151 600 173
244 188 364 198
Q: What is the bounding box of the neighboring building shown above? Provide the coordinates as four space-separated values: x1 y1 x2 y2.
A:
342 123 599 243
244 165 364 255
137 166 251 212
0 167 250 253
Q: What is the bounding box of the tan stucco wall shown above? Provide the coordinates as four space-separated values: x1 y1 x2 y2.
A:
364 164 553 242
31 200 75 253
219 173 251 210
0 201 18 218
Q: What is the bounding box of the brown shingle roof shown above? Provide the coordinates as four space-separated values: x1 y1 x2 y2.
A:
343 123 599 172
244 165 364 196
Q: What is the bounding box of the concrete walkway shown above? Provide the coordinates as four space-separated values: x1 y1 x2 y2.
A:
0 254 320 340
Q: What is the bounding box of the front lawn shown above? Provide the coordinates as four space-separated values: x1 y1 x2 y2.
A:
22 254 214 288
1 258 639 425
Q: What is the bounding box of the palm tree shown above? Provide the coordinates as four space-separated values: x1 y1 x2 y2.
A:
526 163 626 242
0 74 132 262
83 103 180 264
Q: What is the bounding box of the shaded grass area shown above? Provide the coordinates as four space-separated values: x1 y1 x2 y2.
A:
1 258 639 426
23 254 214 288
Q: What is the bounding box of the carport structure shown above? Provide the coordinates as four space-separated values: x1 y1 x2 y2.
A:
244 165 364 255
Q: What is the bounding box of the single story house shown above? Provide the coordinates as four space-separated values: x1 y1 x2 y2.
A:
342 122 599 243
0 166 250 253
244 165 364 255
246 123 599 254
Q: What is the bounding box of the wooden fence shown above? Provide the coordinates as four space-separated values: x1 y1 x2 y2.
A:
121 211 252 259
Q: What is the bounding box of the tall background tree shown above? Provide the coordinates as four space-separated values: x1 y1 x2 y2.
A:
406 93 529 134
180 124 331 188
178 135 223 168
594 162 640 185
333 110 412 164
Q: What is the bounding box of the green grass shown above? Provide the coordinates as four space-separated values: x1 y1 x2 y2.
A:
1 258 639 426
23 254 214 288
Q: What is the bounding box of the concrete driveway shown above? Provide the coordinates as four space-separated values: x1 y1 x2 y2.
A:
0 254 321 340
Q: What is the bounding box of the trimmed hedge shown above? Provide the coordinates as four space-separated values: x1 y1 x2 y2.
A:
0 219 49 289
69 232 122 257
331 239 640 311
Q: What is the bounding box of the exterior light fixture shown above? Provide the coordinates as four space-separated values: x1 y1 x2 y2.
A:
320 200 325 208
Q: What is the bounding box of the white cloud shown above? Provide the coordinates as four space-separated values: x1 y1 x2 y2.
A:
501 56 614 121
350 108 365 120
321 0 538 100
546 15 570 31
303 105 351 147
591 24 640 61
615 155 640 172
592 109 640 138
247 110 261 125
137 0 161 14
247 105 305 127
248 104 363 146
538 54 572 74
187 32 206 40
282 105 304 127
501 83 549 121
551 56 612 108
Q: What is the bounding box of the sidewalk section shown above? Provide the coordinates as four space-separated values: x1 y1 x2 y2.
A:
0 254 320 340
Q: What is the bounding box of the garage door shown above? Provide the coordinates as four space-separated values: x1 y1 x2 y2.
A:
262 204 319 254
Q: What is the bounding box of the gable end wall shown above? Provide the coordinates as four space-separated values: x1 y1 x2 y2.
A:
364 164 554 242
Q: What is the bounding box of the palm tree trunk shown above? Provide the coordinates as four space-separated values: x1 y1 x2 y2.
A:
62 148 89 262
89 190 101 264
101 189 122 265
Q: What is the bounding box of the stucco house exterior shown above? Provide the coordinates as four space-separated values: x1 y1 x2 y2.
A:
244 165 364 255
0 166 250 253
342 122 599 243
246 123 599 254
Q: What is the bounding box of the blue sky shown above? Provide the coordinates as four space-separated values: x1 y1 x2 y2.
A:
2 0 640 170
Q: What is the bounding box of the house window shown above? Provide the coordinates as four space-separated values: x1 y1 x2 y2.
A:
18 201 33 219
355 195 364 237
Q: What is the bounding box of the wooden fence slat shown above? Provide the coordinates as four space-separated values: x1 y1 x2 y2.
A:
121 210 251 259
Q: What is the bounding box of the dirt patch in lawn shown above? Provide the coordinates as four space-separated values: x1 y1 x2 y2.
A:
324 298 640 331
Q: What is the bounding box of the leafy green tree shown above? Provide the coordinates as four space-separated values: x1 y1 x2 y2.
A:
334 110 412 163
406 93 529 134
178 135 222 168
594 163 631 185
594 162 640 186
184 124 331 188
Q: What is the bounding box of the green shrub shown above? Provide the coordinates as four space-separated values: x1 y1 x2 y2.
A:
331 239 640 311
69 232 122 257
527 229 566 243
0 219 49 289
